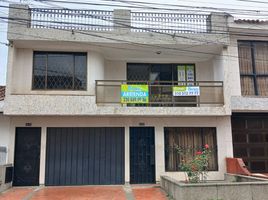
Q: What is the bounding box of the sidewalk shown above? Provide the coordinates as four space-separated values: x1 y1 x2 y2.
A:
0 185 168 200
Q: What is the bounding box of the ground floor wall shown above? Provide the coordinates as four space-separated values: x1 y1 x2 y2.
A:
0 114 10 165
8 116 233 185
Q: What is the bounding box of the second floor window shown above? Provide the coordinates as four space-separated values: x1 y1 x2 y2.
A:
238 41 268 96
33 52 87 90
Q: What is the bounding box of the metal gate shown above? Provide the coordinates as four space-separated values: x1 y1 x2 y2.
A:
45 127 125 186
130 127 155 184
13 127 41 186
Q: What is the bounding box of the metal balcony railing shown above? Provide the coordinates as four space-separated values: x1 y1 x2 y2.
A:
96 80 224 107
30 8 114 31
131 12 208 33
30 8 209 33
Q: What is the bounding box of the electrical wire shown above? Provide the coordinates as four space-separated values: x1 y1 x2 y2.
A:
34 0 268 16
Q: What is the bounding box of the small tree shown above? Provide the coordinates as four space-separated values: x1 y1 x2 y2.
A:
176 144 211 183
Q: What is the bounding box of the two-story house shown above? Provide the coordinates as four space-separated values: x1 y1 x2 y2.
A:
229 19 268 174
1 3 266 187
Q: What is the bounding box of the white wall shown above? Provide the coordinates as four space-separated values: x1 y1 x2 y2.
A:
0 114 10 164
104 59 218 81
11 49 32 94
9 48 105 95
104 60 126 80
227 38 241 96
88 51 105 94
8 116 233 184
196 59 215 81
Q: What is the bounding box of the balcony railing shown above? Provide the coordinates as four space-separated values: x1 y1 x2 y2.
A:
30 8 209 33
30 8 114 31
96 80 224 107
131 12 208 33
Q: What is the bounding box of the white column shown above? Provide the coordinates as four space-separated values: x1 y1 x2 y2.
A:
39 126 47 185
155 125 165 182
124 126 130 183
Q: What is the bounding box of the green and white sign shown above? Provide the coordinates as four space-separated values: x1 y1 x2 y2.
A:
173 86 200 96
121 84 149 104
177 65 195 86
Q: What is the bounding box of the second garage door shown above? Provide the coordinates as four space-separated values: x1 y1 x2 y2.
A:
45 127 125 186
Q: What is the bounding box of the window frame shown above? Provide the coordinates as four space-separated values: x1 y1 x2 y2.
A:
32 51 87 91
164 127 218 172
238 40 268 96
126 63 196 83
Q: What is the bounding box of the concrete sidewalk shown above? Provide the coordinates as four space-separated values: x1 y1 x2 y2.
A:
0 185 167 200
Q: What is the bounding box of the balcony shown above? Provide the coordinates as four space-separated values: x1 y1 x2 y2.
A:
8 4 229 46
96 80 224 107
30 8 209 33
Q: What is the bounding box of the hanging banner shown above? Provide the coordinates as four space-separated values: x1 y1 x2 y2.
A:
121 84 149 104
186 65 195 86
173 86 200 96
177 65 195 86
177 65 186 83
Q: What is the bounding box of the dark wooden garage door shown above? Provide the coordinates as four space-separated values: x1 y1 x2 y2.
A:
45 127 125 186
232 114 268 173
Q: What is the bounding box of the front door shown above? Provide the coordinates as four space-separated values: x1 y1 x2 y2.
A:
130 127 155 184
13 127 41 186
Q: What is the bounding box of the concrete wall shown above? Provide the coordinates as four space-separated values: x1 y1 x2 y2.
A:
0 114 10 165
9 48 220 95
161 175 268 200
104 59 217 81
7 116 232 185
9 48 105 96
228 30 268 111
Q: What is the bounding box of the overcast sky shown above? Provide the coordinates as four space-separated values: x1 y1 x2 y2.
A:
0 0 268 85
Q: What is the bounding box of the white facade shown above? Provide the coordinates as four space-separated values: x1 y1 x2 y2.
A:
4 3 268 186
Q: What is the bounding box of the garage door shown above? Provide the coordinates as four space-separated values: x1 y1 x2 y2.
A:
232 114 268 173
45 127 125 186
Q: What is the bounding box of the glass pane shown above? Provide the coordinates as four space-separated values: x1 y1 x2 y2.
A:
254 43 268 74
127 64 150 81
238 42 253 74
151 64 172 83
241 76 255 96
257 77 268 96
74 54 87 90
33 53 46 89
47 53 74 89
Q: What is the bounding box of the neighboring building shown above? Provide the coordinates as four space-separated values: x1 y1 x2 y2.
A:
229 19 268 173
1 4 266 186
0 86 9 165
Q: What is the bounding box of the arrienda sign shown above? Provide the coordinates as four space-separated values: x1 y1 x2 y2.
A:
173 86 200 96
121 84 149 104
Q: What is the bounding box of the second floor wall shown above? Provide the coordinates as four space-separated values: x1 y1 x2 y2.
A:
9 47 224 96
228 19 268 112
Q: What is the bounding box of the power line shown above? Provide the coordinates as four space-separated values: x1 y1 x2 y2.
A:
34 0 268 16
237 0 268 4
2 4 268 62
0 16 251 61
2 8 268 38
2 5 268 41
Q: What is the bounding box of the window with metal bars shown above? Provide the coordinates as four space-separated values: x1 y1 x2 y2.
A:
238 41 268 96
32 52 87 90
164 127 218 171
